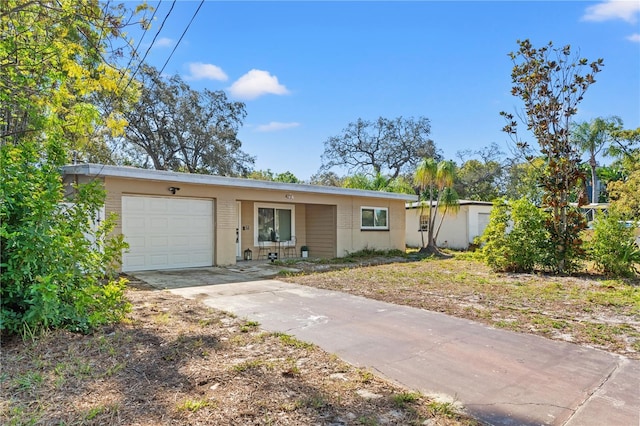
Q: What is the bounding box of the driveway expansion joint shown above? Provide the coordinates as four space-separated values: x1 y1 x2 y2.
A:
561 356 625 425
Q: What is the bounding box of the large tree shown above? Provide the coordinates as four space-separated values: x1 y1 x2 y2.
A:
120 65 254 176
454 143 506 201
503 157 546 205
571 116 622 203
1 0 143 334
247 169 300 183
342 172 415 194
607 128 640 219
320 116 438 179
501 40 602 273
309 171 344 187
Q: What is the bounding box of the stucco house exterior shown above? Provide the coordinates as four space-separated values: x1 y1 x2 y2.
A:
405 200 493 250
63 164 417 272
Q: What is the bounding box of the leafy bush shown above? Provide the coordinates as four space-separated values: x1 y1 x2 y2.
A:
539 204 587 275
481 198 548 272
1 141 130 336
587 212 640 277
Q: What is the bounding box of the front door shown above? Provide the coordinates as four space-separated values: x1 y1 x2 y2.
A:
236 201 242 259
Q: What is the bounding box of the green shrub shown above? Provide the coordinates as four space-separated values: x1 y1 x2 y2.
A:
588 212 640 277
481 198 548 272
1 141 130 336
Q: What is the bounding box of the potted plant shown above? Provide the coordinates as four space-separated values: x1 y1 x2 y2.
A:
300 246 309 258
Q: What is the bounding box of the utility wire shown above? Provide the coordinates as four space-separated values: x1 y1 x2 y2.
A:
117 0 162 89
122 0 176 92
158 0 204 76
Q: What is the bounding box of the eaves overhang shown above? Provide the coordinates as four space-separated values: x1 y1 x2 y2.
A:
63 164 419 202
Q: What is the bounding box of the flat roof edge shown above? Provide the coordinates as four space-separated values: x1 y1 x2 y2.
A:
63 164 418 201
405 200 494 208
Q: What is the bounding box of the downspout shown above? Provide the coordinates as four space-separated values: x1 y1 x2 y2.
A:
465 206 470 249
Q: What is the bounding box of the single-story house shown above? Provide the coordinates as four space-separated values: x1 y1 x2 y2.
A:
405 200 494 250
63 164 418 272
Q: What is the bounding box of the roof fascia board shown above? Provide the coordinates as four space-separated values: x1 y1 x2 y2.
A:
63 164 418 202
406 200 493 209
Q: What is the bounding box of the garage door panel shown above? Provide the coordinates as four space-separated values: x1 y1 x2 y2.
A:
123 197 145 211
149 198 169 212
170 217 191 232
124 255 146 269
149 254 169 267
169 253 190 264
189 202 212 215
149 217 169 232
122 196 214 272
125 236 146 250
171 236 190 247
149 236 169 249
190 235 212 249
123 217 146 233
168 201 190 214
182 251 211 263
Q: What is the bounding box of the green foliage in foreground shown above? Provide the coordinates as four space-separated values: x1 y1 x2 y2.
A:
588 212 640 277
0 142 130 335
481 198 639 277
481 198 549 273
344 247 406 259
1 0 139 336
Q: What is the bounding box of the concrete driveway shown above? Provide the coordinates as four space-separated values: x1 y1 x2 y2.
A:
133 268 640 426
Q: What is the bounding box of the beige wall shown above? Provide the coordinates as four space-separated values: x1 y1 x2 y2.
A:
87 176 408 266
405 204 493 250
306 204 336 258
342 200 406 256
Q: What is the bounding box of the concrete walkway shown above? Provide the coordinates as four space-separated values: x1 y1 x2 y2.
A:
141 274 639 426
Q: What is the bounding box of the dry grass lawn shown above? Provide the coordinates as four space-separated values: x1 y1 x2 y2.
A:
280 253 640 360
1 278 478 426
3 252 638 425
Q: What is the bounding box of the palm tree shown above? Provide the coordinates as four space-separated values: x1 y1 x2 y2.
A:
413 158 458 254
434 186 461 243
571 116 622 203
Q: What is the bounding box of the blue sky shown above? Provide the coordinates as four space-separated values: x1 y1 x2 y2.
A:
130 1 640 181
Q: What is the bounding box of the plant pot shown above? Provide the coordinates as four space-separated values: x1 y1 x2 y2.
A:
301 250 309 258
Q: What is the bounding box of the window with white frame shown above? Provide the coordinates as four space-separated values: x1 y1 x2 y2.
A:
419 214 429 231
361 207 388 230
255 203 295 243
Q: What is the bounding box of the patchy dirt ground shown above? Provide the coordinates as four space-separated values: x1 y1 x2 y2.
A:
279 255 640 360
3 254 638 425
1 278 478 426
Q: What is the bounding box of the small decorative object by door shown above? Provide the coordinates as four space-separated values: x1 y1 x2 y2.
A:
243 248 252 261
300 246 309 258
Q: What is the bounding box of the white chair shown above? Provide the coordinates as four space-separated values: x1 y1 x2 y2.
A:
258 239 269 259
283 236 297 258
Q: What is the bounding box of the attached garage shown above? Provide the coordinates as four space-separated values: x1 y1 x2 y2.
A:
121 196 214 272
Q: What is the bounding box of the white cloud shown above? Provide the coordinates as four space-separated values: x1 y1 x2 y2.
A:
256 122 301 132
185 62 228 81
228 69 290 100
582 1 640 23
154 37 174 48
627 33 640 42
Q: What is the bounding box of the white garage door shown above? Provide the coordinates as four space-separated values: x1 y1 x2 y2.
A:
121 196 214 272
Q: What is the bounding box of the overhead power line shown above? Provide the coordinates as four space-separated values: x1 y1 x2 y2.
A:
158 0 204 76
117 0 162 89
122 0 176 92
